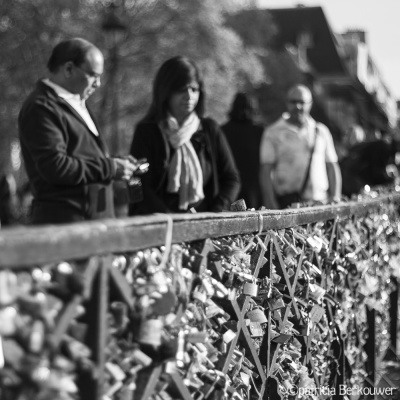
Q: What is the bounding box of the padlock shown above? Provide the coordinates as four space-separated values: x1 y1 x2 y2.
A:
186 330 207 344
205 301 223 319
118 382 136 400
246 307 267 324
137 319 163 347
296 321 310 336
29 320 45 353
0 306 17 336
130 348 153 367
192 285 207 304
105 362 126 382
222 268 235 289
242 281 258 297
210 278 229 297
230 199 247 211
268 296 285 311
222 329 237 344
110 301 128 331
201 278 215 297
272 333 291 344
286 267 295 277
308 283 326 303
248 322 263 337
306 236 322 252
309 304 325 323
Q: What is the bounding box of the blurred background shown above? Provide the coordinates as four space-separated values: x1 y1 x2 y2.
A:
1 0 399 222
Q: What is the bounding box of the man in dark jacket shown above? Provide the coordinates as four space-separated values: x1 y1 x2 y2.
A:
19 38 137 224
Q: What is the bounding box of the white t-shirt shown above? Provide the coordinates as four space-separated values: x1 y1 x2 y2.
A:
260 116 338 201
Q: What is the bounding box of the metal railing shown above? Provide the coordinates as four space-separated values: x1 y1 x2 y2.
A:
0 194 399 400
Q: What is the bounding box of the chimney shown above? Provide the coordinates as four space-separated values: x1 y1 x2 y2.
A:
342 30 367 45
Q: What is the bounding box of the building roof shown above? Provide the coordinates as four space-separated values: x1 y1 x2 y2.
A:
268 6 349 76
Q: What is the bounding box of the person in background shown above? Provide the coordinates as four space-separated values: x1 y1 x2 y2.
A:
222 92 264 209
259 84 341 209
18 38 139 224
129 56 240 214
336 123 366 162
340 133 398 197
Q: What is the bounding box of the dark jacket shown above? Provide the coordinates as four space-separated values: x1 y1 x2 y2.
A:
129 118 241 214
222 120 264 209
18 80 116 224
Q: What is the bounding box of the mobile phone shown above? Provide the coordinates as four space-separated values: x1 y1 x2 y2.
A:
137 162 149 174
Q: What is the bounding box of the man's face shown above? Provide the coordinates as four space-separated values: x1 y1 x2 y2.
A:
69 48 104 100
286 87 312 125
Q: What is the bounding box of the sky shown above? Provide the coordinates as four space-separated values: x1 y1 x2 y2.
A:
257 0 400 100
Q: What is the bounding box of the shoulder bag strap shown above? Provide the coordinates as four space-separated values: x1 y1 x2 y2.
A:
299 125 319 195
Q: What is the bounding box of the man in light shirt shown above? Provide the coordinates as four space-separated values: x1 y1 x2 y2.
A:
19 38 138 224
259 84 341 209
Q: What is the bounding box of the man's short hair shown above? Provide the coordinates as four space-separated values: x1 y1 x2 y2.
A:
47 38 98 73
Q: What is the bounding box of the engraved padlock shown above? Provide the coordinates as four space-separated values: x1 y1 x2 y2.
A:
248 321 264 337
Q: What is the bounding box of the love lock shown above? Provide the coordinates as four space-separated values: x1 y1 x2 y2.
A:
242 281 258 297
137 319 163 347
268 296 285 311
246 306 268 324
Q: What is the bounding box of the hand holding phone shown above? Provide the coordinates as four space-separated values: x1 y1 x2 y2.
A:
126 156 149 175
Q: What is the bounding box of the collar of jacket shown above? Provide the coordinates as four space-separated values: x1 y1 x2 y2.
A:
35 79 109 155
36 79 100 135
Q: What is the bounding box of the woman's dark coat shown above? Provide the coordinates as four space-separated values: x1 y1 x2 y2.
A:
129 118 241 214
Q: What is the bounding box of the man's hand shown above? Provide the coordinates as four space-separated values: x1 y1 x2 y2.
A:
113 156 148 181
113 158 138 181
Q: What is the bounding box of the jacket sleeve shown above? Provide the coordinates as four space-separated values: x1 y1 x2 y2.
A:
209 122 241 211
19 101 115 185
129 123 170 213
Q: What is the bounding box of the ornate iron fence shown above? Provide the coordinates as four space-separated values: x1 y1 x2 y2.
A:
0 193 399 400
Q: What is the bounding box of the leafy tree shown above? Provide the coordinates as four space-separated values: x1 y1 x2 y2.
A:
0 0 267 173
0 0 97 177
96 0 267 153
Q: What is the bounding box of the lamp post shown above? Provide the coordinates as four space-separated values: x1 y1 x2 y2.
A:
101 1 127 155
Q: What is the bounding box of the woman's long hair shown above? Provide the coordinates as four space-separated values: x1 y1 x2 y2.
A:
142 56 205 123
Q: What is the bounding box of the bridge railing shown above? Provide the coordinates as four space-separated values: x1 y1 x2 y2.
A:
0 193 399 400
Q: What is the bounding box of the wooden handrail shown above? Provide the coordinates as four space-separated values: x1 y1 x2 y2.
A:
1 193 399 268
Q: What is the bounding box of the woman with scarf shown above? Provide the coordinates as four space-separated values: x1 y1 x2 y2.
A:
129 56 240 214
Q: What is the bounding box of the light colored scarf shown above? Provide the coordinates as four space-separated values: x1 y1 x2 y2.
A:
159 113 204 210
